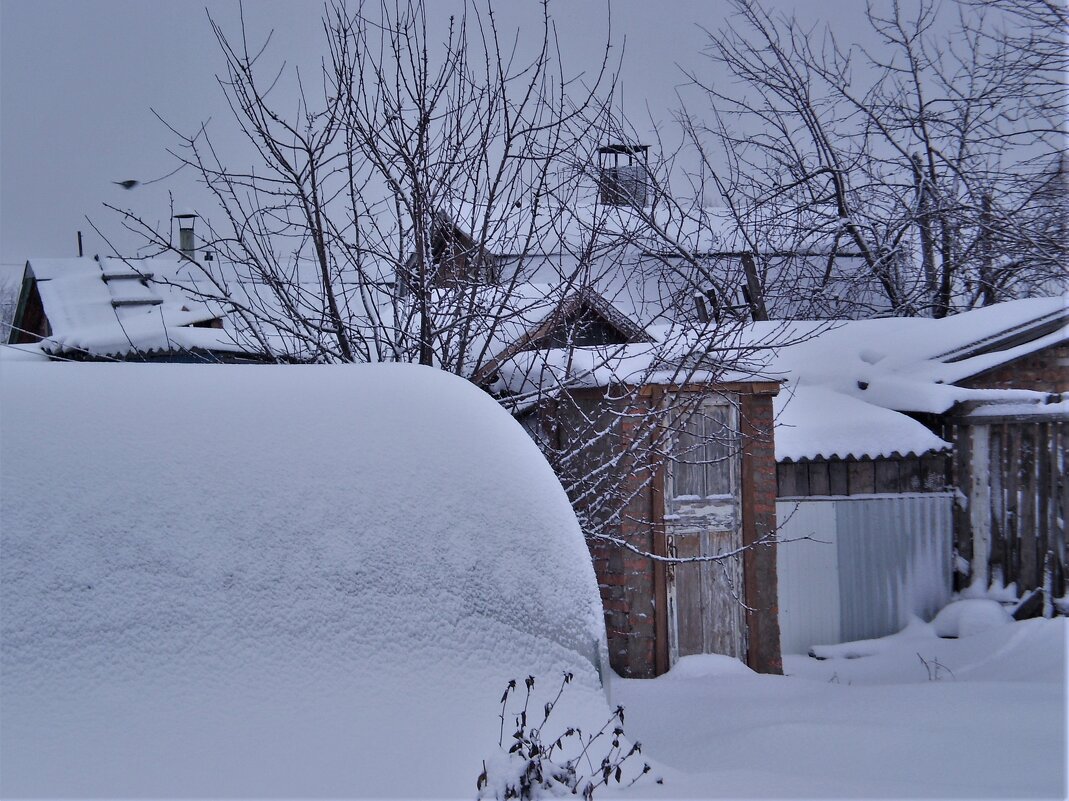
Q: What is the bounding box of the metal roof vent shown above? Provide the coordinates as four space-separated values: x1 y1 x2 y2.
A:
597 144 649 208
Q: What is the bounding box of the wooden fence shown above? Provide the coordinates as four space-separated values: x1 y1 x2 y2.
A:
777 453 949 497
950 408 1067 600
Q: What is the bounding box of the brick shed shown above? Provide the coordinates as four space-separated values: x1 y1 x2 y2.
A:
522 378 783 679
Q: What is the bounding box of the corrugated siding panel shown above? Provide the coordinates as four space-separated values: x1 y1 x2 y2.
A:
836 494 953 642
776 500 841 655
777 494 953 653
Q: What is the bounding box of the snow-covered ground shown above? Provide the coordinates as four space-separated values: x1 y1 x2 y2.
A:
614 610 1067 799
1 360 1065 799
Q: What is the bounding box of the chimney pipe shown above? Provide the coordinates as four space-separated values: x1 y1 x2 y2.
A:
597 143 650 208
173 211 198 261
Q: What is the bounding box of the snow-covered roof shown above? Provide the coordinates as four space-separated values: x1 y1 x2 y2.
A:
773 385 950 462
757 296 1068 461
0 362 612 797
0 342 49 361
960 397 1069 420
23 256 260 360
441 189 891 325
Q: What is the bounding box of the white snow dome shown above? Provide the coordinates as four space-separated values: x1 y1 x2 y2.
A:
0 362 610 798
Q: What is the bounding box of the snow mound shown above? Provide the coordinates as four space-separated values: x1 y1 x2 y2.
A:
633 618 1066 797
932 599 1014 638
809 617 936 660
662 653 756 680
0 362 610 798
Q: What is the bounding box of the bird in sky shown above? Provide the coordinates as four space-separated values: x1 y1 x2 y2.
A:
113 180 140 190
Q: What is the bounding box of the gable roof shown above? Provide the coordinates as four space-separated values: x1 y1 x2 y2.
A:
933 301 1069 364
473 285 651 385
441 195 893 328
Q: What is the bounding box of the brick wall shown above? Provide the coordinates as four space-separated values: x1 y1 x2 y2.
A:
551 389 661 678
957 343 1069 393
549 383 782 679
603 393 662 678
739 392 783 675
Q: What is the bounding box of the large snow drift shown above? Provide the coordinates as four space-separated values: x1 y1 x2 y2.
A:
0 362 609 798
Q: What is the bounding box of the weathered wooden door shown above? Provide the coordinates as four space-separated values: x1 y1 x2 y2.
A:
664 396 746 664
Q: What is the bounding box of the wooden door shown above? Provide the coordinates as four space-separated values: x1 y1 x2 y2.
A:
665 397 746 663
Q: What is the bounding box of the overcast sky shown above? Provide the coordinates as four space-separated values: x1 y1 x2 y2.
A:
0 0 876 277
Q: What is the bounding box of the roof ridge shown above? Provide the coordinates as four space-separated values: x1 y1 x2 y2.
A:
933 302 1069 363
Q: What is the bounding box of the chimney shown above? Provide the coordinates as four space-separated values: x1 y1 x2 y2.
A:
597 144 649 207
173 211 198 261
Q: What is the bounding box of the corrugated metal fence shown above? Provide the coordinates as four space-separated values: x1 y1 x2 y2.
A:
776 493 954 655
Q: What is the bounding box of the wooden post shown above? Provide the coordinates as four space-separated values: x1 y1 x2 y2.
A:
969 424 992 591
649 388 670 677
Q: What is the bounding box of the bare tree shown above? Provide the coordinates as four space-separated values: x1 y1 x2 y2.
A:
102 0 816 677
682 0 1067 319
112 0 625 371
107 0 790 487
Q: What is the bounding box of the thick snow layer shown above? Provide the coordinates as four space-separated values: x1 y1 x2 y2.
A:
0 342 48 361
774 385 949 462
966 397 1069 419
755 295 1067 460
0 362 610 798
615 616 1067 798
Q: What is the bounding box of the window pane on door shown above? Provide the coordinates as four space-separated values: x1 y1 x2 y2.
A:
703 405 735 497
672 410 705 498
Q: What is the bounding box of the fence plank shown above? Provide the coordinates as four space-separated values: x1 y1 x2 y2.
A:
1037 422 1051 592
829 461 849 496
849 461 875 495
874 460 900 493
808 462 831 496
1019 425 1038 591
1057 426 1068 594
953 425 973 585
1005 424 1021 588
953 418 1066 600
992 425 1009 585
969 425 993 590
